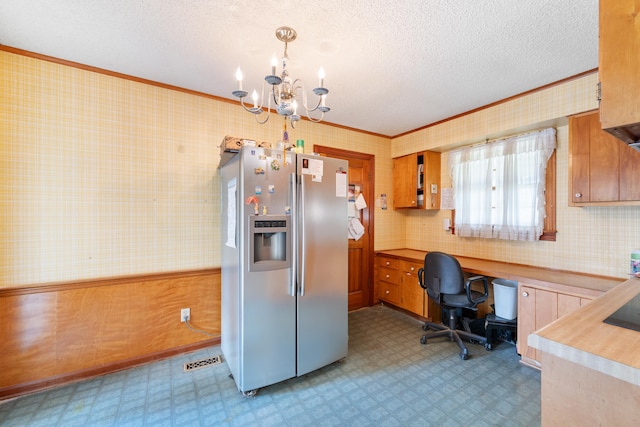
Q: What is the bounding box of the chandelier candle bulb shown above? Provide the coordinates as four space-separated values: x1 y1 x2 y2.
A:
271 54 277 76
252 90 258 108
318 67 325 88
235 67 243 90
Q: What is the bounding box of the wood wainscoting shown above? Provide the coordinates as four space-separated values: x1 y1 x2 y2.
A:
0 268 221 400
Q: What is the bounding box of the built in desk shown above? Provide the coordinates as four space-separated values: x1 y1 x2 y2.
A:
375 249 624 366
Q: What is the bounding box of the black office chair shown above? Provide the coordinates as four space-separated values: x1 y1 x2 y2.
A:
418 251 490 360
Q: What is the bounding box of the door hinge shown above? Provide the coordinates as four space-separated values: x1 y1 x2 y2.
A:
596 82 602 103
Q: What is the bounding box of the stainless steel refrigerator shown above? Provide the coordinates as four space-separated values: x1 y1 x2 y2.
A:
219 146 348 395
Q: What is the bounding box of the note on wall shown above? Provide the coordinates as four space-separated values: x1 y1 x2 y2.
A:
440 188 454 210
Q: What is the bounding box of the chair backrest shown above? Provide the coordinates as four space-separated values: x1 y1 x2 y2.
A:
423 251 465 304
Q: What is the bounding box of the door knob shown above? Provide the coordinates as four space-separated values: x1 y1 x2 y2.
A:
522 291 529 297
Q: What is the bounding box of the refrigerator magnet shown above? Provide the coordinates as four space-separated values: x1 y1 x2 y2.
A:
255 186 262 194
268 185 275 193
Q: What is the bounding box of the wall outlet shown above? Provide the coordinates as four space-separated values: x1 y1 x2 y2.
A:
181 308 190 322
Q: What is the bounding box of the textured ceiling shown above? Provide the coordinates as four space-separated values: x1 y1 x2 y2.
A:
0 0 599 137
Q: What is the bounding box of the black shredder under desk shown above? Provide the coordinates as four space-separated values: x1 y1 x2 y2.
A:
484 313 517 350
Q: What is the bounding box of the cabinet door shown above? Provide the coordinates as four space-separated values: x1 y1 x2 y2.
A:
401 261 424 316
619 143 640 201
518 282 596 368
518 286 557 367
599 0 640 133
569 112 640 204
557 293 581 318
393 153 419 208
569 113 619 203
589 116 620 201
421 151 441 210
517 285 537 363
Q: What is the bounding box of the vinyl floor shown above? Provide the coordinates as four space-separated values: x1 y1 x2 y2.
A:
0 305 541 426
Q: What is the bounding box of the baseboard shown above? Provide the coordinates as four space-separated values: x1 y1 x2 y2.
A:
0 337 220 401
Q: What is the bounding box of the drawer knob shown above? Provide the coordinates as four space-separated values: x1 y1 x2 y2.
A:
385 261 390 266
575 192 582 198
385 274 390 279
385 290 390 294
522 291 529 297
410 267 415 271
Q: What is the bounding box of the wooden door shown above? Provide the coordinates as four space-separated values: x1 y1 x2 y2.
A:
314 145 374 311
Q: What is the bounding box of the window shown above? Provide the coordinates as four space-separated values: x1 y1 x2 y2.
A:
449 128 556 241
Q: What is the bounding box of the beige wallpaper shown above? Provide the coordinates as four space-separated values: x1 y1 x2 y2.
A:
0 50 398 286
2 49 635 287
393 73 640 279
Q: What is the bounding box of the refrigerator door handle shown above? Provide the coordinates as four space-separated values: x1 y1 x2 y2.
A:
290 172 297 297
299 171 306 297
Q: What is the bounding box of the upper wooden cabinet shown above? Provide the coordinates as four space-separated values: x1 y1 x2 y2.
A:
599 0 640 145
569 111 640 206
393 151 441 209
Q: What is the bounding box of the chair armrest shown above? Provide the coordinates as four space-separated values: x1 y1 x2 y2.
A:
465 275 488 305
418 268 426 289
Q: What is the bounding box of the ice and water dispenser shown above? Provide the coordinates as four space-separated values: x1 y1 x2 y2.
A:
248 215 291 271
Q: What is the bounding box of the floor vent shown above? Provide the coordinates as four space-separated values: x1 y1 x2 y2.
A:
184 355 222 372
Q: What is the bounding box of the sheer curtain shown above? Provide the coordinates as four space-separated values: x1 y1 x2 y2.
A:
449 128 556 241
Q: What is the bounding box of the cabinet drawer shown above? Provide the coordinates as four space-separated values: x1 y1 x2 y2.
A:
376 256 401 270
378 281 401 305
402 261 422 284
378 266 402 285
402 261 422 274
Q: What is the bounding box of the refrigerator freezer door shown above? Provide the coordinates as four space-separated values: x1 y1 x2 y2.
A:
222 147 298 393
239 148 297 392
239 268 296 392
296 155 349 375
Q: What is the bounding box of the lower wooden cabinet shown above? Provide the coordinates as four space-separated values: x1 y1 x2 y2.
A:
375 254 439 319
517 282 596 368
400 261 424 315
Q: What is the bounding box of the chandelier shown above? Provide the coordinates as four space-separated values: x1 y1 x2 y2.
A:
231 26 330 128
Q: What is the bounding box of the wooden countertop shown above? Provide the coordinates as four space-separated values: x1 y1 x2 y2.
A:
376 249 623 298
529 278 640 387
